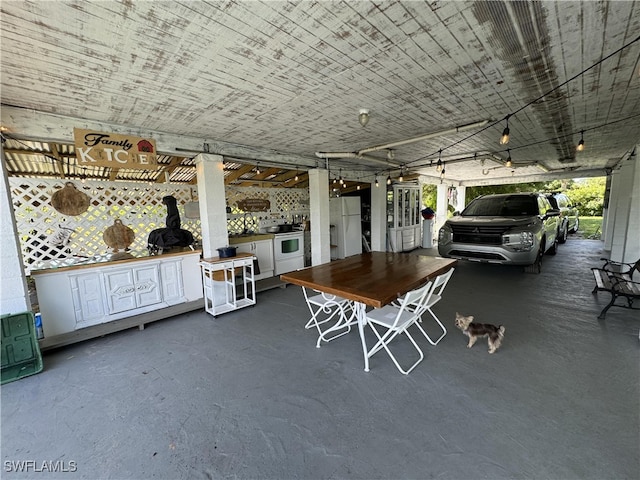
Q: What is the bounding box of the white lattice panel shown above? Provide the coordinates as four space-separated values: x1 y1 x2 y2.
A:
10 178 200 274
11 180 310 274
226 186 309 233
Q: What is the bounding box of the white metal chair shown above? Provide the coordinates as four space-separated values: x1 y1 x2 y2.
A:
302 287 355 348
362 281 433 374
421 268 455 345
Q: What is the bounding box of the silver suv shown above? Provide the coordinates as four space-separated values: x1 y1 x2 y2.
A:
438 193 560 273
545 192 579 243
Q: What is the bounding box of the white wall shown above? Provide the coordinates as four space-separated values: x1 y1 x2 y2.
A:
0 142 30 315
604 148 639 264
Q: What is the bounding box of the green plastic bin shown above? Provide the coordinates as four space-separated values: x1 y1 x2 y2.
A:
1 312 43 385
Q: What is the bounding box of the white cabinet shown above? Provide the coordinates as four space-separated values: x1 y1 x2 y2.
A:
235 239 274 280
387 184 422 252
159 259 185 305
70 272 106 327
32 251 202 339
103 264 163 314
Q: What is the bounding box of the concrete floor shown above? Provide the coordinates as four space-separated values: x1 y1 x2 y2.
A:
2 239 638 480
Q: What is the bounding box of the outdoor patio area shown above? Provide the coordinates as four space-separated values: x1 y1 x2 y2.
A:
1 239 638 479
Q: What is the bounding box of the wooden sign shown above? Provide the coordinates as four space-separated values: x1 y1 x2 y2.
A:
237 198 270 212
74 128 157 170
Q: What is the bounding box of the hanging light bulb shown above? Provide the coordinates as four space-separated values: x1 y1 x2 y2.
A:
440 163 446 180
294 172 299 181
505 150 512 168
357 184 361 190
399 167 404 182
359 108 370 127
577 130 585 152
339 169 344 184
386 172 392 185
375 177 379 187
255 163 261 175
500 115 510 145
436 149 443 172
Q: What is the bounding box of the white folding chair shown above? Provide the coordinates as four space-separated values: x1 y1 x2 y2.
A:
421 268 455 345
362 281 433 374
302 287 355 348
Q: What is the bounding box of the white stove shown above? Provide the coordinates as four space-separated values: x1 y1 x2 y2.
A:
273 230 304 275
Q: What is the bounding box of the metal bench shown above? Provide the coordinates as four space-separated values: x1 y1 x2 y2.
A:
591 258 640 320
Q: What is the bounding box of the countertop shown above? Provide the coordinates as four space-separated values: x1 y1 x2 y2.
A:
30 247 202 275
227 233 275 245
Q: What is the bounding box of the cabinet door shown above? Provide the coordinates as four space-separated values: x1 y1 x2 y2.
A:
234 241 253 255
104 269 137 314
71 273 106 326
133 264 162 308
254 240 274 274
160 259 185 304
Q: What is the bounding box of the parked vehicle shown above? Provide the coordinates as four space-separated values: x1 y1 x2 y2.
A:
544 192 580 243
438 193 560 273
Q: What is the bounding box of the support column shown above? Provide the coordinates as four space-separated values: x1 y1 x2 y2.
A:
607 150 640 263
370 180 387 252
0 142 30 314
456 185 467 212
195 153 228 259
308 169 331 266
435 183 448 241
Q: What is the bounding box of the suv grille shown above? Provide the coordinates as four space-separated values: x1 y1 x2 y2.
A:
451 224 507 245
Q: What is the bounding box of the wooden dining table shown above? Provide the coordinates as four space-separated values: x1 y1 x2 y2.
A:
280 252 457 371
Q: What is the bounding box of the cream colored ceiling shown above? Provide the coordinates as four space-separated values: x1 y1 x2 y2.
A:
1 1 639 186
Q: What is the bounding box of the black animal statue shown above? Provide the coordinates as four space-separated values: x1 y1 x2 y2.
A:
147 195 194 253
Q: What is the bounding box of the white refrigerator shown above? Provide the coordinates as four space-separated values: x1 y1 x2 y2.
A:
330 197 362 259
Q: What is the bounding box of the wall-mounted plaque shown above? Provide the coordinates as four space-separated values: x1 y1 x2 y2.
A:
237 199 270 212
74 128 157 169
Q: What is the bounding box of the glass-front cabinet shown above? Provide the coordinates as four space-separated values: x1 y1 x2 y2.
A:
387 184 422 252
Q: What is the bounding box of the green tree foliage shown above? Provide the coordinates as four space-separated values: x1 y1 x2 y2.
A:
422 177 606 216
567 177 606 216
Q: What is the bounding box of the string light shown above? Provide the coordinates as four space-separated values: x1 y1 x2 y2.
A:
386 171 392 185
399 166 404 182
255 163 261 175
505 149 512 168
375 177 379 187
577 130 585 152
500 114 510 145
436 149 443 172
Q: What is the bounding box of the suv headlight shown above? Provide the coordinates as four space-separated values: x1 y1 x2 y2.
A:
503 231 534 251
438 224 452 245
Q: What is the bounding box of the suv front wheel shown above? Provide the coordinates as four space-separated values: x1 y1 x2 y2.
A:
524 243 544 274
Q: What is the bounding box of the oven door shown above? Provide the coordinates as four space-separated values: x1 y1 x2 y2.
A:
274 234 302 260
273 232 304 275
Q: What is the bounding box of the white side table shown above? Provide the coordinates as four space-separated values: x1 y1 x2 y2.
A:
200 253 256 317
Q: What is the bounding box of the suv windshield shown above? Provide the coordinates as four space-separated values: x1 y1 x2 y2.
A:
462 195 538 217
